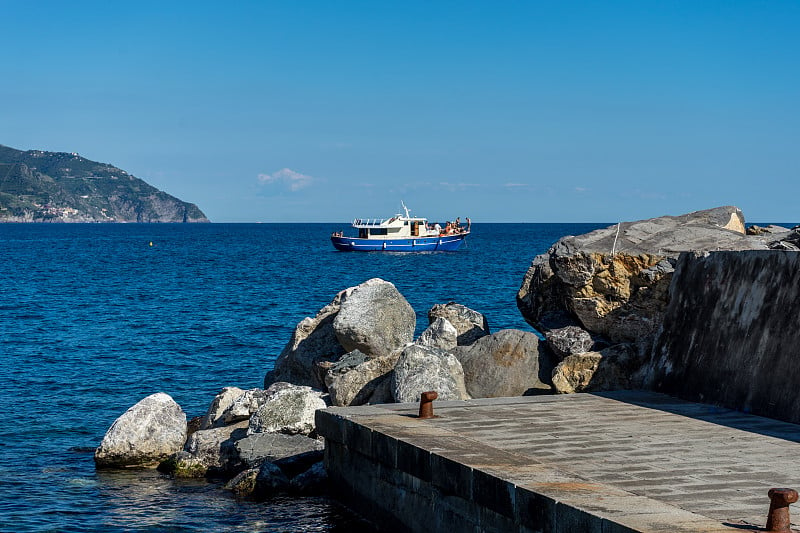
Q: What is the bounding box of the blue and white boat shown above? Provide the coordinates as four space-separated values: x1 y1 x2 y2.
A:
331 204 470 252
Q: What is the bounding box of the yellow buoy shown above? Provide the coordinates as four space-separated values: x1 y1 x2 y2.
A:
149 241 153 247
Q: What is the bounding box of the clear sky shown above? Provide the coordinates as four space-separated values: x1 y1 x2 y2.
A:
2 1 798 223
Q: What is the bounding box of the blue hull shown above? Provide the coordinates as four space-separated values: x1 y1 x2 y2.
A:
331 233 468 252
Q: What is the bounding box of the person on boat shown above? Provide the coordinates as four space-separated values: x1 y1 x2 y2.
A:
433 222 441 234
466 217 471 233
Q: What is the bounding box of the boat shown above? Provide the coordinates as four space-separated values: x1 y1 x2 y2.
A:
331 203 470 252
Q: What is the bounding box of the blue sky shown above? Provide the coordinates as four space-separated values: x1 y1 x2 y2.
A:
2 1 798 222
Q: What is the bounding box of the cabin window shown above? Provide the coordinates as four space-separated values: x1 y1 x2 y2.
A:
371 228 387 236
359 228 367 238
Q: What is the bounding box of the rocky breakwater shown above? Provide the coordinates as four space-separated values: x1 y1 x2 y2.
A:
95 278 558 501
516 206 800 394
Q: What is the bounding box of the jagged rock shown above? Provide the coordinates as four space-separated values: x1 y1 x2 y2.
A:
264 289 350 390
391 344 469 403
224 467 260 498
289 461 328 495
176 421 249 477
223 388 269 424
95 393 187 468
551 344 642 394
254 462 291 498
248 382 327 436
186 416 203 438
452 329 555 398
234 433 325 471
545 326 594 361
201 387 245 429
428 302 490 346
273 449 325 479
157 451 208 478
768 228 800 251
747 224 791 235
366 372 394 404
324 349 400 407
517 206 768 344
416 317 458 351
333 278 416 358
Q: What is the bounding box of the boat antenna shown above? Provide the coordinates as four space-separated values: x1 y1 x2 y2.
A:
401 200 410 218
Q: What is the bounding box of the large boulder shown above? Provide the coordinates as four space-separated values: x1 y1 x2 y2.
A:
248 382 327 436
517 206 768 344
551 344 642 394
222 388 270 425
160 421 249 478
265 289 350 390
391 344 469 403
544 326 595 361
452 329 556 398
428 302 490 346
95 393 187 468
332 278 416 358
234 433 325 471
324 349 399 407
415 317 458 351
201 387 245 429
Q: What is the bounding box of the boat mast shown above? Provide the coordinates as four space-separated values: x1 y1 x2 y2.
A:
401 200 411 219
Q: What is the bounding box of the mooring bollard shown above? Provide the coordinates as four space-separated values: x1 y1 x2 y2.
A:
766 488 799 532
418 391 438 419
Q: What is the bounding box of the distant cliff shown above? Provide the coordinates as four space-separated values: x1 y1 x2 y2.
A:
0 145 209 222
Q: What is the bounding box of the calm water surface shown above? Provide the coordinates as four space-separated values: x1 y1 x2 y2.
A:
0 222 604 532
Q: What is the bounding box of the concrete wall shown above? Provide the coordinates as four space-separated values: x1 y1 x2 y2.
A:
649 250 800 424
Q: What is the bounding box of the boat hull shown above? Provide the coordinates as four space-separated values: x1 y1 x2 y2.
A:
331 233 468 252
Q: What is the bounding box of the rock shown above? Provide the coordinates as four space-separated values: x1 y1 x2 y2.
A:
265 289 350 390
289 461 328 495
551 344 642 394
95 393 187 468
234 433 325 470
428 302 490 346
248 382 327 436
768 228 800 251
746 224 791 235
273 449 325 479
391 344 469 403
157 451 208 478
416 317 458 350
201 387 245 429
544 326 594 361
223 388 269 424
224 467 260 498
452 329 556 398
186 416 203 438
517 206 768 344
178 421 249 477
366 372 394 404
324 349 400 406
255 461 291 498
332 278 416 358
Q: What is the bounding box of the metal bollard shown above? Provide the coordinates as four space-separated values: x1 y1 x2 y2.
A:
418 391 438 419
766 488 798 532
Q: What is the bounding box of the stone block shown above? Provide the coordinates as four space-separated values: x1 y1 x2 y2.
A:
344 421 372 456
315 410 345 443
396 439 431 482
370 429 397 468
516 487 557 531
430 453 472 499
472 468 515 518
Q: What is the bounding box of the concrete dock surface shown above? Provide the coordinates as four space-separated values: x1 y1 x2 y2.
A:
317 391 800 532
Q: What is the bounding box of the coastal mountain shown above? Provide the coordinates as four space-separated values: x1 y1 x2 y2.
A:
0 145 209 222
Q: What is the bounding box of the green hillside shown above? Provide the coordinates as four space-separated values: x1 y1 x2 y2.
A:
0 145 208 222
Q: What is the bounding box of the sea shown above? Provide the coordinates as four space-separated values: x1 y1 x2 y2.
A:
0 222 605 532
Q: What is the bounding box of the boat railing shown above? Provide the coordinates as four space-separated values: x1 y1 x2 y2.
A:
352 218 388 227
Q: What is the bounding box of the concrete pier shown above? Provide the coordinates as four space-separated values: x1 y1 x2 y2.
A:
316 391 800 532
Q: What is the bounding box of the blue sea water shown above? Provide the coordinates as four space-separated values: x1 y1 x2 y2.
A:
0 222 604 532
